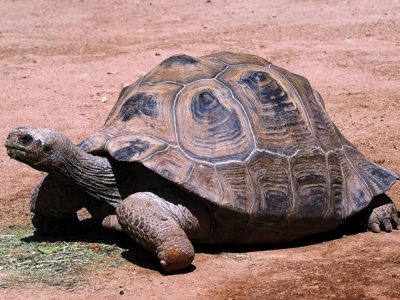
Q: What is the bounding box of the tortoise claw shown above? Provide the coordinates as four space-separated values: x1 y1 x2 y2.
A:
382 218 393 232
369 222 381 233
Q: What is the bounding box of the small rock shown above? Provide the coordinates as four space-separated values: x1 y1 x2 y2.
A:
374 158 385 164
155 52 161 56
101 96 107 103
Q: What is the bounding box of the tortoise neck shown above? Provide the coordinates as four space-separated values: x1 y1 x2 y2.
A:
54 141 122 207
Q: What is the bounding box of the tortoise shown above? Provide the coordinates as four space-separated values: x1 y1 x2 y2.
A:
5 52 399 272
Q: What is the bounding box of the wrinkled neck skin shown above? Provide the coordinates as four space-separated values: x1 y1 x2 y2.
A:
49 142 122 207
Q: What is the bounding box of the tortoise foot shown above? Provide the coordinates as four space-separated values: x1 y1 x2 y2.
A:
116 192 196 272
368 203 399 233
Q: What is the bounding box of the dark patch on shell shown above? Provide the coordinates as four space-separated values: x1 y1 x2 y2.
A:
240 71 301 128
160 54 198 67
112 139 150 161
240 71 287 105
119 93 157 122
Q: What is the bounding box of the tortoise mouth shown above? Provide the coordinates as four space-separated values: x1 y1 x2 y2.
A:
5 129 42 163
5 143 31 160
5 141 39 163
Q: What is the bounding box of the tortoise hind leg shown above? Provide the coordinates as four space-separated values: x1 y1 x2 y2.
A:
355 194 399 233
115 192 200 272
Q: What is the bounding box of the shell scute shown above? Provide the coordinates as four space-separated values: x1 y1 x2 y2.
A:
289 148 328 223
247 151 292 222
119 92 158 122
215 163 254 213
175 79 255 163
104 81 181 144
218 64 314 155
271 65 343 151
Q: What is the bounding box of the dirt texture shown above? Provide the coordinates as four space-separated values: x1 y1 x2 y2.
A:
0 0 399 299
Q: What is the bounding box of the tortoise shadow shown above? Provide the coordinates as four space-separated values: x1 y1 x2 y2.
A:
20 219 195 274
194 220 366 254
19 217 375 273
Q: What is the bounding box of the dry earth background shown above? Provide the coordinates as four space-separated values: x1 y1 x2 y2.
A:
0 0 399 299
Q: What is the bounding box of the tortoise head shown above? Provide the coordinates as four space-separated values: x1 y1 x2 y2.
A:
5 127 70 172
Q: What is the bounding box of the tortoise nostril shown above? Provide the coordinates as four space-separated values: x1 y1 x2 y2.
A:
19 134 33 146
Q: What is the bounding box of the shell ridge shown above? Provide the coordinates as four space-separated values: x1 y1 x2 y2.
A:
247 164 258 218
172 85 186 150
206 56 229 66
214 164 223 203
107 132 171 146
140 145 170 163
214 64 230 79
142 80 185 86
286 155 296 219
339 152 348 218
323 152 332 219
181 164 196 184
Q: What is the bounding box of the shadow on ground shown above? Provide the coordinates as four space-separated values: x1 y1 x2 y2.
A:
17 216 373 275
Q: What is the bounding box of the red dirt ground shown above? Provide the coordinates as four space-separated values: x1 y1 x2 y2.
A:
0 0 399 299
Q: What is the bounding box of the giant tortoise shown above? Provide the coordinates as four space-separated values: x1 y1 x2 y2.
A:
5 52 399 272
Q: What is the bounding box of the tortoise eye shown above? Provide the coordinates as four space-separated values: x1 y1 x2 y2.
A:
19 134 33 146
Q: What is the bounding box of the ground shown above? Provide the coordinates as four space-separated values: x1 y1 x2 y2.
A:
0 0 399 299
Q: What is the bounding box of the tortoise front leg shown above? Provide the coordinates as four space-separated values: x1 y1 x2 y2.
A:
31 175 85 234
115 192 201 272
32 174 116 235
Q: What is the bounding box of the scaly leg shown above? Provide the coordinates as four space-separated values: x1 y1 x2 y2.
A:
115 192 201 272
31 174 115 235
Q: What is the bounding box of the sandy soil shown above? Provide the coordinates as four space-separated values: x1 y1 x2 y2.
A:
0 0 399 299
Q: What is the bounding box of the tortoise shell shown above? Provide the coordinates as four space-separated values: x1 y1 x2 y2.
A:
81 51 399 232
